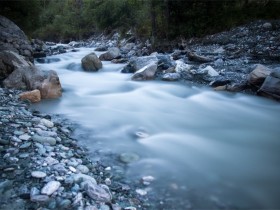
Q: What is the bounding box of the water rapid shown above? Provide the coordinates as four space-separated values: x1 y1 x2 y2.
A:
33 47 280 209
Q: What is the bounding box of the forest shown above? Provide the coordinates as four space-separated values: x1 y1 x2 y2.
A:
1 0 280 42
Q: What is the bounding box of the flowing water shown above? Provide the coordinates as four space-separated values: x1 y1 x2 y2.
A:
33 47 280 209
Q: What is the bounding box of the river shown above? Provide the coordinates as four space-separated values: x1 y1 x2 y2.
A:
32 47 280 209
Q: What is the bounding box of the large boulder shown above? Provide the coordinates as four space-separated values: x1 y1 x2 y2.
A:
122 56 158 73
258 69 280 100
0 15 33 62
3 66 62 99
248 64 271 86
131 62 158 81
99 47 121 61
0 50 32 80
81 52 102 71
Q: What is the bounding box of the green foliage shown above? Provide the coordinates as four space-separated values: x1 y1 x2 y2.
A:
1 0 280 42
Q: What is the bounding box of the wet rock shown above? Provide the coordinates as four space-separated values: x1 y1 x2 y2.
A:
136 188 147 196
122 56 158 73
258 76 280 100
248 64 271 86
58 199 71 208
31 171 47 179
162 72 181 81
131 62 158 81
41 181 61 195
53 163 67 174
0 180 13 194
141 176 155 185
94 46 108 51
84 182 112 203
81 52 103 71
99 47 121 61
119 152 140 164
39 70 62 99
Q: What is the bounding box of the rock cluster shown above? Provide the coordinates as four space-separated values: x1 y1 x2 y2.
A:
0 16 62 102
0 88 153 210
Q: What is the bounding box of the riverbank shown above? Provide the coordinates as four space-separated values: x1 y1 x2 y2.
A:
0 87 160 210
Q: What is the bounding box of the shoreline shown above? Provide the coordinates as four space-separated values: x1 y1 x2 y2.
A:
0 87 157 210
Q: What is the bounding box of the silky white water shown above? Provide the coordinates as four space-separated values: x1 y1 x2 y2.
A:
33 48 280 209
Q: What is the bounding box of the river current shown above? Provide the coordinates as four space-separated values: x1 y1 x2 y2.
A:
33 47 280 209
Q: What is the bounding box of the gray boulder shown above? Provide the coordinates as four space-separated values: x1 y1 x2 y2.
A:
248 64 271 86
0 15 33 62
258 68 280 100
0 50 32 80
99 47 121 61
131 62 158 81
81 52 102 71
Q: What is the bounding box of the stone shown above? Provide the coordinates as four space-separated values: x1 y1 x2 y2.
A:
99 47 121 61
248 64 271 86
119 152 140 163
81 52 102 71
32 135 56 145
40 118 54 128
53 163 67 174
19 89 41 103
30 195 50 202
31 171 47 178
84 183 112 203
136 188 147 196
188 51 213 63
162 73 181 81
73 173 97 185
39 70 62 99
0 50 32 80
201 66 219 77
175 60 192 73
258 76 280 100
76 165 89 174
131 62 158 81
122 56 158 73
3 65 62 99
263 22 272 29
41 181 61 195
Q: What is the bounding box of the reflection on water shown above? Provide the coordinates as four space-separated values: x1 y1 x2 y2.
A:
33 48 280 209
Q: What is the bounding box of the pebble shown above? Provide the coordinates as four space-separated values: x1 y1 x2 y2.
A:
76 164 89 174
19 134 31 141
32 135 56 145
41 181 61 195
84 182 112 203
30 194 50 202
73 173 97 185
19 142 31 149
40 118 54 128
31 171 47 178
136 188 148 196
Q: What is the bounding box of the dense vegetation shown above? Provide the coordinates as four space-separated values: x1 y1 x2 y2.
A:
1 0 280 43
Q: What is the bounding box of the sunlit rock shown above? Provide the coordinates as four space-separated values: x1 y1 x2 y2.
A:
81 52 102 71
19 89 41 103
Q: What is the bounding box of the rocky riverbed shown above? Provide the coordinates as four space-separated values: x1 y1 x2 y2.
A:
0 88 164 210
